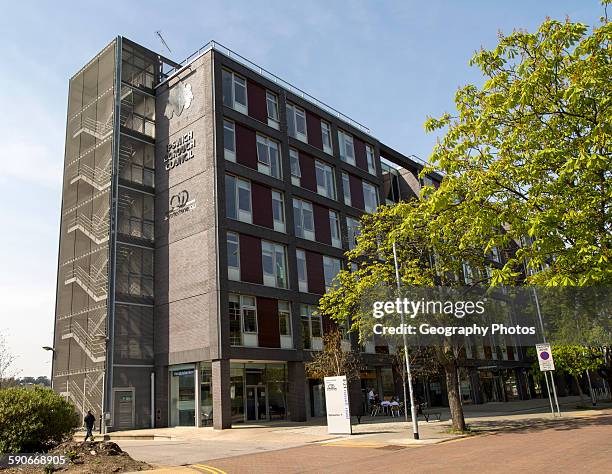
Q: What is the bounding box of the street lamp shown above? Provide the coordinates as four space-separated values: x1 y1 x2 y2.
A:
42 347 55 389
392 241 420 440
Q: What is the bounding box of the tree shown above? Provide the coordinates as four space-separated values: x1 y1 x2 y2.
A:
550 345 603 403
0 332 18 389
305 329 362 382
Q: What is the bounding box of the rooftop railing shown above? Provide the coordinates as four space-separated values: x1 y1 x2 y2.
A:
158 40 371 135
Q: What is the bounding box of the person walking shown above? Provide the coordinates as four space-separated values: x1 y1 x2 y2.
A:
84 410 96 442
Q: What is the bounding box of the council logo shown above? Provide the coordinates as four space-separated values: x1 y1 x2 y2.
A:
164 81 193 119
165 189 196 220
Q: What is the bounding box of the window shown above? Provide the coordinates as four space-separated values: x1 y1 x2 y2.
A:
222 69 247 114
266 91 280 129
301 304 322 350
329 210 341 248
321 120 332 154
225 174 252 223
421 176 434 188
315 160 336 199
463 262 474 285
491 246 501 263
341 172 351 206
229 295 242 345
363 181 378 213
278 301 292 336
224 120 235 162
290 148 301 186
346 217 360 250
256 134 282 179
296 249 308 292
227 232 240 281
287 103 307 142
230 295 258 334
262 240 288 288
338 130 355 165
365 144 376 175
293 198 315 241
118 190 154 241
323 256 342 291
272 190 285 232
116 245 154 298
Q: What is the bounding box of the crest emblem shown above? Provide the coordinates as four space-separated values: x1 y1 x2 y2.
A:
164 82 193 119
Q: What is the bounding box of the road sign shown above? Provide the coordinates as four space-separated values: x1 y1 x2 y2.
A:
536 343 555 371
324 376 352 434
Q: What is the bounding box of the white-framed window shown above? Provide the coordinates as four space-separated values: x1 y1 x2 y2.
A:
321 120 333 154
293 198 315 241
301 304 322 350
272 190 285 233
287 102 308 142
365 144 376 175
223 119 236 162
296 249 308 292
222 69 248 114
225 174 252 223
229 294 258 343
346 216 360 250
338 130 355 165
323 256 342 291
229 294 242 346
256 134 281 179
278 300 292 336
329 210 341 248
262 240 288 288
341 172 351 206
289 148 301 186
315 160 336 200
363 181 378 213
266 91 280 129
227 231 240 281
463 262 474 285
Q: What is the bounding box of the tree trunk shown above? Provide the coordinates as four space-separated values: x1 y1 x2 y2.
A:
574 375 586 405
444 362 466 431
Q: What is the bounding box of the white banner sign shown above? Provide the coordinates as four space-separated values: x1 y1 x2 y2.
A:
324 376 352 435
536 343 555 371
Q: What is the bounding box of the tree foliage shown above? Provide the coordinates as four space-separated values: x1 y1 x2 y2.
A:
305 329 362 382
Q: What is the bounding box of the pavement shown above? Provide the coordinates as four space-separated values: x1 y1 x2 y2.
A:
114 396 612 472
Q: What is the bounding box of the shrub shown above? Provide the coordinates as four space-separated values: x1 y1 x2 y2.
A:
0 386 79 453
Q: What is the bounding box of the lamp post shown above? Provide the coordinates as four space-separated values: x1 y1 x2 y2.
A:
42 346 55 389
392 241 420 440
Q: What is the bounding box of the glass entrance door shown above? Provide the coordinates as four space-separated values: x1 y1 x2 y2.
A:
246 385 268 421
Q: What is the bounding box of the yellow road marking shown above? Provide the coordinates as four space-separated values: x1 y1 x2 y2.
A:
192 463 228 474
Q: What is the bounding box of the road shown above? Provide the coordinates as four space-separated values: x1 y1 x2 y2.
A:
189 414 612 473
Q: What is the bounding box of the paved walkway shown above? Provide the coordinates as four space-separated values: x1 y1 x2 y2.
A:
114 396 611 470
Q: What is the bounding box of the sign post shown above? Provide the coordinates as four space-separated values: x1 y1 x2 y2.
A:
536 343 561 416
324 376 352 435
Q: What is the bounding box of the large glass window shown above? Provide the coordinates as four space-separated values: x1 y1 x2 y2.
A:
256 134 281 179
229 294 258 344
169 365 195 426
119 138 155 187
121 87 155 138
338 130 355 165
287 103 307 142
301 305 322 350
329 210 341 248
365 144 376 175
296 249 308 292
122 43 156 89
227 232 240 281
225 174 252 223
266 91 280 129
293 198 315 241
116 245 153 298
118 190 154 241
262 241 288 288
363 181 379 213
229 295 242 346
272 190 285 233
224 120 236 162
323 256 342 291
315 160 336 200
222 69 248 114
289 148 301 186
278 301 292 336
346 216 360 250
321 120 333 154
341 172 351 206
242 296 258 333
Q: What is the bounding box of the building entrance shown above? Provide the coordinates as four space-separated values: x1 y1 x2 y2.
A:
246 385 268 421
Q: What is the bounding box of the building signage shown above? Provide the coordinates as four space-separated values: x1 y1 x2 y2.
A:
165 190 196 220
164 81 193 119
172 369 194 377
536 343 555 371
324 375 352 434
164 130 196 170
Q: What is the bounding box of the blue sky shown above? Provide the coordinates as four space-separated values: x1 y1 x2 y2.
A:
0 1 603 376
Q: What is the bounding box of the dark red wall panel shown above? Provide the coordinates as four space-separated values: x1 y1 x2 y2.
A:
298 152 317 192
313 203 331 245
306 111 323 150
349 174 365 210
353 137 368 172
235 124 257 169
247 81 268 123
257 297 280 348
239 234 263 284
252 182 273 229
305 251 325 295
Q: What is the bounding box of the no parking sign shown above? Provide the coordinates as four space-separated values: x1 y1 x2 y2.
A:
536 343 555 371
